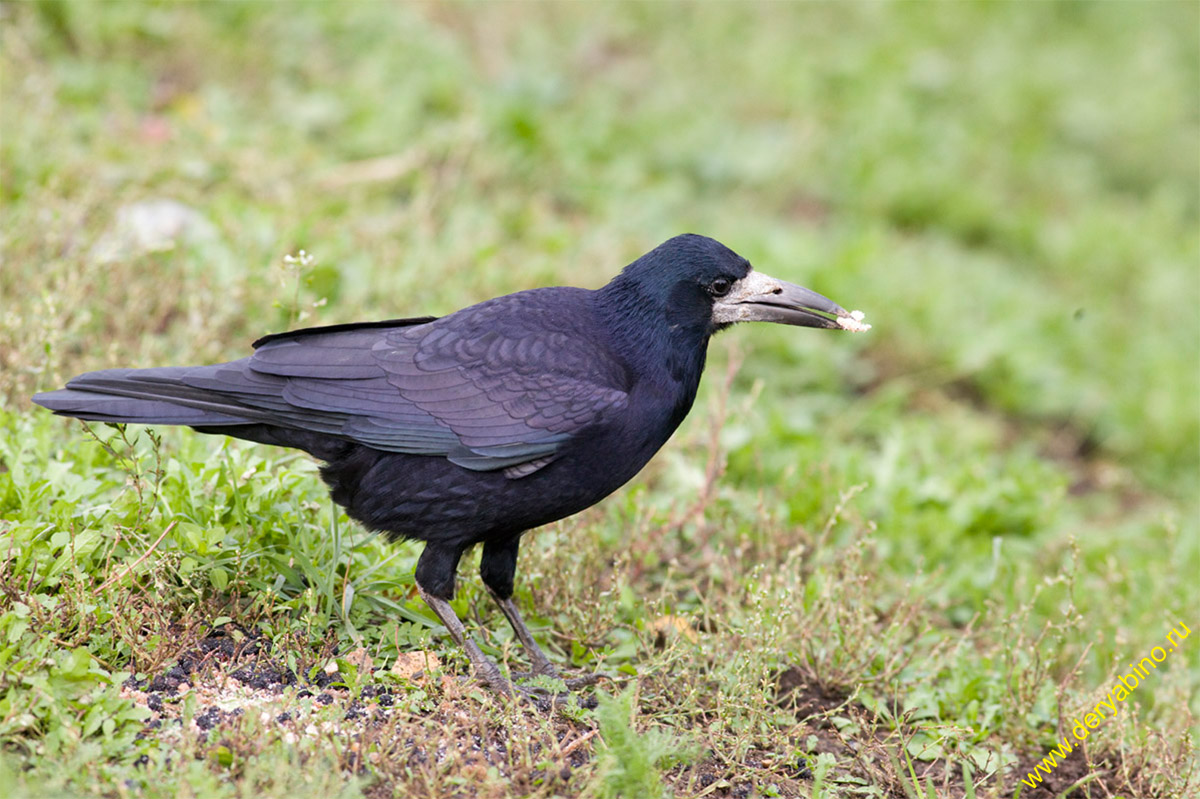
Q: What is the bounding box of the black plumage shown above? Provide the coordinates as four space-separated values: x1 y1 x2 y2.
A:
33 233 868 696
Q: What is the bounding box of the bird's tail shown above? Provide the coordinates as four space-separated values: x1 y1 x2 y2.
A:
32 364 255 426
33 362 355 462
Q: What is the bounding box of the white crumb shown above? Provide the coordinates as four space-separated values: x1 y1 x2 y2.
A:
837 310 871 332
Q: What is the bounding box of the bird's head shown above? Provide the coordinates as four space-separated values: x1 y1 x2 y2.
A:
607 234 869 336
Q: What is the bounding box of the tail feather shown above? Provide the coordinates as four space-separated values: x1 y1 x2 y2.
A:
33 364 262 427
31 388 248 425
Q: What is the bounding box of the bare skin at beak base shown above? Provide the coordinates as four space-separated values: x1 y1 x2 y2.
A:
711 270 872 332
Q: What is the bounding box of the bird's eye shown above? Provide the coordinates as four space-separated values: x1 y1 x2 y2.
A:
708 277 733 297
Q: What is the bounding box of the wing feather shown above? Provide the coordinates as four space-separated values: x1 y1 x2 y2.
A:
39 289 629 478
249 288 629 474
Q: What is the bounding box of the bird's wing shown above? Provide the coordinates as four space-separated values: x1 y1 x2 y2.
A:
218 292 630 473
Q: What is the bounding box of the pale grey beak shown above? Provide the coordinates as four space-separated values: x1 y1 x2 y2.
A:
712 270 870 331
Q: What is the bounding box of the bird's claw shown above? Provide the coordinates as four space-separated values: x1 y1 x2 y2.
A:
464 666 606 709
511 668 609 690
561 672 608 690
462 673 597 709
515 684 598 710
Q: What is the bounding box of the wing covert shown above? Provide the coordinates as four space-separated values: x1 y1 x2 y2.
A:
243 289 629 475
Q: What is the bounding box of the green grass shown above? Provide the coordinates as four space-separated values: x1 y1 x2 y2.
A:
2 2 1197 797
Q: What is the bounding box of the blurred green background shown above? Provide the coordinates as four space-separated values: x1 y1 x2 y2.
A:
1 2 1197 797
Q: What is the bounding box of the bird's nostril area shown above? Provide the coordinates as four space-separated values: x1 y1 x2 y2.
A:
771 287 782 295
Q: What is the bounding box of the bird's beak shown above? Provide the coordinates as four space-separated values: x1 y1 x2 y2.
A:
712 270 871 332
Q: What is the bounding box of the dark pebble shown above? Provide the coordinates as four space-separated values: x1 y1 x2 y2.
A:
195 707 222 731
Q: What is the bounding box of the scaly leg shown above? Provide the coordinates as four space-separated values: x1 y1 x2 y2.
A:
485 586 602 689
480 536 603 689
485 586 558 676
414 543 517 694
416 584 512 694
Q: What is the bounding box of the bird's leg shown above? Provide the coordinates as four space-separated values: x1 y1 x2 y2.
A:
485 586 559 677
415 586 513 693
480 537 602 689
415 544 511 694
479 536 557 677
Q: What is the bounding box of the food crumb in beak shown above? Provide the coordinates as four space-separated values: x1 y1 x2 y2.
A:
837 310 871 332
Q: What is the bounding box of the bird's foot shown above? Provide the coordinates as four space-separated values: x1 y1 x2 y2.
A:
512 679 600 709
519 684 598 710
512 668 607 691
466 669 596 709
419 583 604 706
453 640 604 704
484 662 607 707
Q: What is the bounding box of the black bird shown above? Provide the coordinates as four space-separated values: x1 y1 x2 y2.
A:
33 234 869 696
